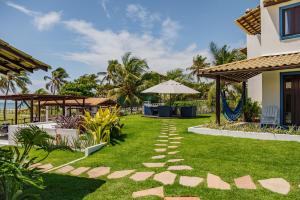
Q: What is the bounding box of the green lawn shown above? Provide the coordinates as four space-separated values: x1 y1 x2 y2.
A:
28 115 300 200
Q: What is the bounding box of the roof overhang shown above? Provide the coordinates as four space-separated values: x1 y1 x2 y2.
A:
263 0 292 7
235 7 261 35
0 39 51 75
198 52 300 82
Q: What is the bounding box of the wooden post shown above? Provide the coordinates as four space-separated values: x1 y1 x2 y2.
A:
62 99 66 116
82 98 85 115
30 99 33 123
38 100 41 122
242 81 247 122
15 100 18 125
216 75 221 125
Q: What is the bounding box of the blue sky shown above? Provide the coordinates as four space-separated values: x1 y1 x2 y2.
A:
0 0 258 91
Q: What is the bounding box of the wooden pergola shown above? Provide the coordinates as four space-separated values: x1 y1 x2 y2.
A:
198 52 300 125
0 94 86 124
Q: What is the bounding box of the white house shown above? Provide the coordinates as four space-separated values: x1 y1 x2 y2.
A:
199 0 300 126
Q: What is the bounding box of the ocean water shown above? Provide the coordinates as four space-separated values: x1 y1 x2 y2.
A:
0 101 21 109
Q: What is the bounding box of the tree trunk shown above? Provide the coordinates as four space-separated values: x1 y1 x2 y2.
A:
130 104 133 114
3 87 9 121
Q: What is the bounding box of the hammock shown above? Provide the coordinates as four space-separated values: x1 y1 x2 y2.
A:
221 91 244 121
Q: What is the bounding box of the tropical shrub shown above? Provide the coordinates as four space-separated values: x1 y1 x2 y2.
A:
82 107 123 144
56 115 83 129
243 98 261 122
0 126 71 200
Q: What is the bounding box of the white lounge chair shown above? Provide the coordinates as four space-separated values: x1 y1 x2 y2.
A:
260 106 279 126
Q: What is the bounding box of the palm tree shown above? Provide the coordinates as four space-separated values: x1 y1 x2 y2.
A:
0 72 32 121
44 67 69 94
187 55 210 82
34 88 49 95
108 52 149 113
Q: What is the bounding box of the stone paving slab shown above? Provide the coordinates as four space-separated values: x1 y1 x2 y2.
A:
170 137 183 140
155 144 167 146
167 159 184 163
70 167 90 176
207 173 230 190
170 141 181 144
179 176 204 187
161 133 168 135
234 175 256 190
143 163 166 168
167 165 193 171
152 155 166 159
37 163 53 172
157 140 168 142
87 167 110 178
153 171 177 185
258 178 290 195
168 146 178 149
56 165 75 174
168 151 180 155
132 186 164 198
155 148 167 152
107 170 135 179
165 197 200 200
159 136 169 138
169 134 179 136
130 172 155 182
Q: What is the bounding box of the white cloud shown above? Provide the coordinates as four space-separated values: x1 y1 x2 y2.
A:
101 0 111 18
6 2 61 31
62 19 210 73
126 4 160 29
161 18 181 42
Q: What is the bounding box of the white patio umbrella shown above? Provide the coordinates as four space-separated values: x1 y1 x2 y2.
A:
142 80 199 105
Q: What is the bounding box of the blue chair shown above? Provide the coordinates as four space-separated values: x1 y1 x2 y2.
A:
158 106 172 117
180 106 197 118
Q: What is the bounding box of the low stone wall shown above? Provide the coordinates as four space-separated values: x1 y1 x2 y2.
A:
8 123 79 146
188 126 300 142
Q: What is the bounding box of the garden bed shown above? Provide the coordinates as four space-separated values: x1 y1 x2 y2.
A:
188 123 300 142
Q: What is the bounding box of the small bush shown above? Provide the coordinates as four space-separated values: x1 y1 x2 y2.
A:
56 115 84 129
243 98 261 122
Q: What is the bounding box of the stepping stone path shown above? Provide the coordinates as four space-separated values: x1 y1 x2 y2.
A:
157 140 168 142
258 178 290 195
132 186 164 198
165 198 200 200
107 170 135 179
207 173 231 190
169 134 179 136
168 159 184 163
155 144 167 146
179 176 204 187
168 165 193 171
130 172 155 182
155 148 167 152
152 155 166 159
154 171 177 185
168 151 180 155
143 163 165 168
38 163 53 172
170 137 183 140
87 167 110 178
170 141 181 144
168 146 178 149
56 165 74 174
234 175 256 190
70 167 90 176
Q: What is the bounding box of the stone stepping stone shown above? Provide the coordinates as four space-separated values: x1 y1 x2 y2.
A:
234 175 256 190
165 197 200 200
155 144 167 146
168 165 193 171
143 163 165 168
179 176 204 187
258 178 290 195
87 167 110 178
159 136 168 138
161 132 168 135
157 140 168 142
153 171 177 185
70 167 90 176
29 163 42 169
168 146 178 149
169 134 179 136
107 170 135 179
132 186 164 198
152 155 166 160
155 148 167 152
167 159 184 163
168 151 180 155
130 172 155 182
37 163 53 172
56 165 74 174
207 173 231 190
170 137 183 140
170 141 181 144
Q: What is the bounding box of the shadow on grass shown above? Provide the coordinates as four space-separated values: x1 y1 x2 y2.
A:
27 173 105 200
111 134 127 146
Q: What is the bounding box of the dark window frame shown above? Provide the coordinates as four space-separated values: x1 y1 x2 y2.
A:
280 2 300 40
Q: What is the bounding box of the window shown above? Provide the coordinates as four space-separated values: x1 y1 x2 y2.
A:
280 3 300 40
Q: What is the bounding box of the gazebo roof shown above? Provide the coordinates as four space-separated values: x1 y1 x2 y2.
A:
236 6 261 35
0 39 51 75
198 52 300 82
263 0 291 7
